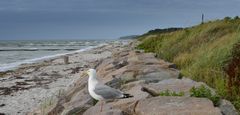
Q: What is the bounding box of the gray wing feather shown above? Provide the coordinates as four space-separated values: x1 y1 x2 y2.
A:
94 84 123 99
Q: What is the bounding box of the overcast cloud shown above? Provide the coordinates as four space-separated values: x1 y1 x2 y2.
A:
0 0 240 40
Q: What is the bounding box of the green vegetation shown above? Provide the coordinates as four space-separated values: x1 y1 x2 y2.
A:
159 89 184 96
190 85 220 106
137 17 240 110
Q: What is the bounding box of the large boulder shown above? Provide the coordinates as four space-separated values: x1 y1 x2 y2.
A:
142 78 216 96
134 96 222 115
219 99 239 115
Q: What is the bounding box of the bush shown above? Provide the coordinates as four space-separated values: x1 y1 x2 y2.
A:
234 16 240 20
190 85 220 106
137 18 240 110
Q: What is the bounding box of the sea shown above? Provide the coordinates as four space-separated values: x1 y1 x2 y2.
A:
0 40 119 72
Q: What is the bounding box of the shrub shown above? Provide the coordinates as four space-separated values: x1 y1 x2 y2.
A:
190 85 220 106
233 97 240 110
224 42 240 98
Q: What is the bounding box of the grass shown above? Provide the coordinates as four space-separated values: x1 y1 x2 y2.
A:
39 89 65 115
157 86 220 106
40 96 57 115
159 90 185 96
190 85 220 106
137 17 240 111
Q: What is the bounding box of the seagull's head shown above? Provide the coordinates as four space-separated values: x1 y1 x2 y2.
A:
86 69 96 77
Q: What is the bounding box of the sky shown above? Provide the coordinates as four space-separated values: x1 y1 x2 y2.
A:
0 0 240 40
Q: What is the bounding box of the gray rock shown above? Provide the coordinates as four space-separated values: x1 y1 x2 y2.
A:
112 60 128 69
142 78 216 97
105 76 122 89
138 71 177 83
120 72 136 84
219 99 239 115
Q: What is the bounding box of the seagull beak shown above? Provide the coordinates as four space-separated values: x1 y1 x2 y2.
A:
82 71 88 77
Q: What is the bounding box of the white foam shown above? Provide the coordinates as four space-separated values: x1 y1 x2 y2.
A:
0 44 107 72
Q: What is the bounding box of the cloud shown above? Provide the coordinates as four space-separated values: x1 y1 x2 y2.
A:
0 0 240 39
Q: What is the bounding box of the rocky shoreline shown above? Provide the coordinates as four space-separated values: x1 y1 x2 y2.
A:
0 40 238 115
0 41 126 115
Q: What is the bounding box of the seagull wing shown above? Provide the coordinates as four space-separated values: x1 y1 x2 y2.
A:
94 83 123 99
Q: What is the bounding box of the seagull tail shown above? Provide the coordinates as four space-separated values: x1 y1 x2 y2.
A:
123 93 134 98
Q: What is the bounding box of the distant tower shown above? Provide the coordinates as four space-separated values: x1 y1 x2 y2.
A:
201 13 204 24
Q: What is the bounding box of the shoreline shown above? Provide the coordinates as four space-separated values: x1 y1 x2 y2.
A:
0 40 130 115
0 43 109 72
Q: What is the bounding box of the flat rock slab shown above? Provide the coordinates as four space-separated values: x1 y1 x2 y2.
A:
83 105 125 115
135 96 222 115
143 78 215 96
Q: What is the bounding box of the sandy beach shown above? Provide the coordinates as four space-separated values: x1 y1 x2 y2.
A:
0 41 129 115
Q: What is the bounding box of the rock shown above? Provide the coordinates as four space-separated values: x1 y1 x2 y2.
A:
105 76 122 89
112 60 128 69
45 77 92 115
219 99 239 115
120 72 136 84
27 41 237 115
84 81 149 115
83 104 125 115
120 82 150 100
61 89 94 115
111 83 150 113
98 109 125 115
137 53 160 65
138 71 177 83
141 86 159 97
127 56 140 64
117 51 129 57
142 78 216 96
168 63 177 69
134 96 222 115
121 80 145 91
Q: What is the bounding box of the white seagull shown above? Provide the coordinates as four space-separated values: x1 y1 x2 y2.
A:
85 69 133 112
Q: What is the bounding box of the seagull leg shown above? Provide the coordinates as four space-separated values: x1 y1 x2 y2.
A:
100 101 103 112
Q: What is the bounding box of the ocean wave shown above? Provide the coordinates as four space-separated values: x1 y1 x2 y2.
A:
0 41 102 47
0 44 106 72
0 48 81 51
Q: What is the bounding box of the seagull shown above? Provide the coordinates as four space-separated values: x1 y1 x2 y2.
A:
85 69 133 112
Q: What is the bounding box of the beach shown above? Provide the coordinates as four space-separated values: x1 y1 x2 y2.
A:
0 41 129 115
0 39 238 115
